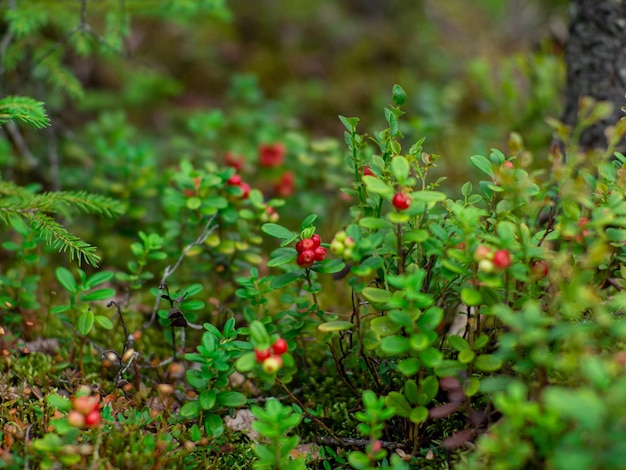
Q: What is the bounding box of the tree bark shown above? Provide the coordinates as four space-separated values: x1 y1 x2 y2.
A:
561 0 626 150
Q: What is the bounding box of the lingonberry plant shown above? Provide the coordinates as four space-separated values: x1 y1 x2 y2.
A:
3 5 626 464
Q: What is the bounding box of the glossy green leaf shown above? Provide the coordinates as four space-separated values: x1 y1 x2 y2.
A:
56 267 77 295
81 288 115 301
262 223 294 240
179 401 200 418
362 287 391 308
409 406 429 424
77 310 94 336
199 390 217 410
385 392 411 418
370 316 401 336
95 315 113 329
363 175 394 198
380 335 410 355
448 335 471 352
318 320 354 332
474 354 503 372
391 156 409 182
461 287 482 306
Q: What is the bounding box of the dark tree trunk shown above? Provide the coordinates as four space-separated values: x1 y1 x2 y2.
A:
561 0 626 150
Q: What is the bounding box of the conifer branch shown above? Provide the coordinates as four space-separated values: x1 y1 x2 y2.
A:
0 95 50 129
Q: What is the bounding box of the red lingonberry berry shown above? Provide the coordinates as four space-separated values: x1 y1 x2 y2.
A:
295 241 303 253
503 161 514 169
300 238 316 252
392 192 411 211
493 249 511 269
85 410 102 428
314 246 327 262
239 182 251 199
297 250 315 268
259 143 286 167
363 166 374 177
227 174 242 185
271 338 288 355
311 234 321 248
255 348 271 363
274 171 295 197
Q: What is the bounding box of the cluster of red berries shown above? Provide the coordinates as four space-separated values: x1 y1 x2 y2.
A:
473 245 512 273
227 173 251 199
67 394 101 428
296 234 326 268
255 338 288 374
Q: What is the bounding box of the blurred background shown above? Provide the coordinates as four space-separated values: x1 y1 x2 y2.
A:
1 0 570 254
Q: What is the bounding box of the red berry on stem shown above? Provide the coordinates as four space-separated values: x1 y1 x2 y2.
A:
259 143 286 167
295 241 303 253
227 174 242 186
392 192 411 211
85 410 102 428
493 249 511 269
272 338 288 355
503 161 514 169
239 182 251 199
297 250 315 268
363 166 374 177
311 234 321 248
300 238 316 251
254 348 271 363
314 246 327 262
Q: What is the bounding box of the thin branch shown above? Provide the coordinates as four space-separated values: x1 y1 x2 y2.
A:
5 121 38 168
143 216 218 328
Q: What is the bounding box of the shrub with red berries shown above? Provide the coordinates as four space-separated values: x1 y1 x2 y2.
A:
296 233 326 268
69 394 101 428
254 337 289 375
226 172 251 199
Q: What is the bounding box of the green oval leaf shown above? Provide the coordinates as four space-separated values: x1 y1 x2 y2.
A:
95 315 113 329
56 267 77 295
179 401 201 418
380 335 410 355
216 391 246 408
448 335 471 352
77 310 94 336
85 271 114 288
262 223 294 240
199 390 217 410
363 175 394 198
410 190 446 203
359 217 393 230
391 156 409 183
81 288 116 302
318 320 354 332
461 287 482 306
474 354 502 372
385 391 411 418
362 287 392 308
409 406 429 424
